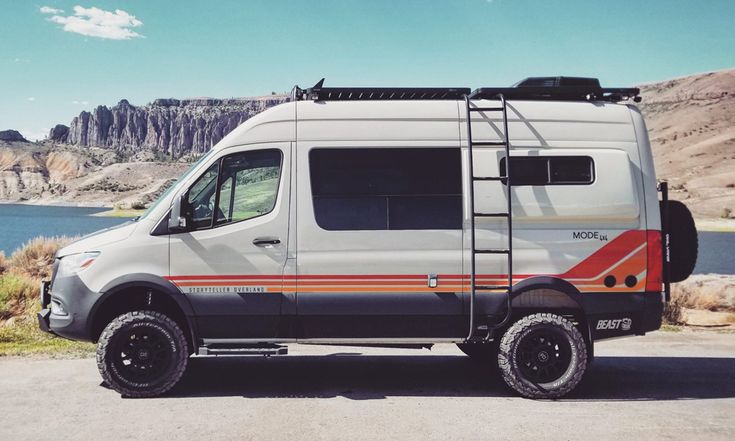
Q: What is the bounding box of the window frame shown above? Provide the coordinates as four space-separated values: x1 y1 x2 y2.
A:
186 148 284 231
500 155 595 186
308 147 463 232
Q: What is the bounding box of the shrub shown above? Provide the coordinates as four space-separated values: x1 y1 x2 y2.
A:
10 236 74 280
130 201 147 210
662 297 685 325
0 274 38 320
671 275 735 312
721 208 733 219
0 252 7 275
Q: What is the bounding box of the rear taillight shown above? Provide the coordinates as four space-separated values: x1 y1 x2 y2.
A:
646 230 663 292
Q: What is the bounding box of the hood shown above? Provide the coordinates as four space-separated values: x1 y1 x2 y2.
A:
56 221 137 258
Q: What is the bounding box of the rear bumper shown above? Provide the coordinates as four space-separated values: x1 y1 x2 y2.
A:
585 291 663 340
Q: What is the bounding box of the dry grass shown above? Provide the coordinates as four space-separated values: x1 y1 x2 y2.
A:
9 236 74 280
670 274 735 312
0 273 38 321
662 297 686 325
0 252 8 275
0 236 89 356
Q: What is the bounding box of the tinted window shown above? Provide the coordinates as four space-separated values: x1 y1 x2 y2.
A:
500 156 593 185
549 157 593 183
310 148 461 230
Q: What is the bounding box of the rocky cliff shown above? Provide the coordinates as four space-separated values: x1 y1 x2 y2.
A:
51 96 289 158
0 130 28 143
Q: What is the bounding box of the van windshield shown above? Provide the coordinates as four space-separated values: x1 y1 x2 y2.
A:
138 150 215 221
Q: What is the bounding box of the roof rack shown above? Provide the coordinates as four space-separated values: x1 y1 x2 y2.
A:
291 77 641 103
291 79 470 101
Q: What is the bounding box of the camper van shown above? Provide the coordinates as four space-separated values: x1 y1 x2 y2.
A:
38 77 697 399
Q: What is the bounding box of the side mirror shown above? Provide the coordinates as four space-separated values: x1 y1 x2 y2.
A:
168 194 188 232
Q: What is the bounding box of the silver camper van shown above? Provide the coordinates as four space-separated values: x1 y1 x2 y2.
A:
39 77 697 398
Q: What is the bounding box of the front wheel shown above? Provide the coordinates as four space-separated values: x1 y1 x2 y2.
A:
96 310 189 398
498 313 587 399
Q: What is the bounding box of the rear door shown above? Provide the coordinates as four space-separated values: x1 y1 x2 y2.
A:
295 145 465 339
168 143 290 338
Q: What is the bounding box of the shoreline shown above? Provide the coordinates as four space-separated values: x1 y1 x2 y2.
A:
2 201 735 229
0 200 112 209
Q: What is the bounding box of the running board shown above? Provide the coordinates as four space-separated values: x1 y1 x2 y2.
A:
198 343 288 356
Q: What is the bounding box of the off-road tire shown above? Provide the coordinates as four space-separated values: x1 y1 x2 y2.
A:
498 313 587 399
97 310 188 398
662 200 698 282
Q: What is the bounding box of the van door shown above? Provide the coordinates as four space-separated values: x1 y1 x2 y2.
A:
168 143 290 339
295 146 465 340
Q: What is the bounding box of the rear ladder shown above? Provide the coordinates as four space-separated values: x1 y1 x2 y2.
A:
464 93 513 341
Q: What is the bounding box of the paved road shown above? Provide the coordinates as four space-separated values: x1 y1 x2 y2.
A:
1 331 734 441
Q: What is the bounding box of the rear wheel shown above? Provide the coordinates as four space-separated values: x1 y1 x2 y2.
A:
97 310 189 398
498 313 587 399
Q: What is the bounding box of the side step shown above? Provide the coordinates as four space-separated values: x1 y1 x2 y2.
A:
198 343 288 356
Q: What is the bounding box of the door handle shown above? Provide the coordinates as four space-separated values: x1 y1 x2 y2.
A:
252 236 281 246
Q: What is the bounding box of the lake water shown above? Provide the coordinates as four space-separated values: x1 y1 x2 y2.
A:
0 204 732 275
0 204 133 255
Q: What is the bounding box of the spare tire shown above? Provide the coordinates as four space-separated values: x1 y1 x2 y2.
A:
661 200 698 282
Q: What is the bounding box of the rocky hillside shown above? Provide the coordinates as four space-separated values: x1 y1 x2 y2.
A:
0 130 28 143
2 69 733 216
0 142 186 207
51 96 288 158
638 69 735 220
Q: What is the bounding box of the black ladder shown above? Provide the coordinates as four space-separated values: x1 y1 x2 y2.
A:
464 93 513 341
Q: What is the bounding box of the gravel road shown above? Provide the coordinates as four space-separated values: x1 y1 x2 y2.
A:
1 330 734 441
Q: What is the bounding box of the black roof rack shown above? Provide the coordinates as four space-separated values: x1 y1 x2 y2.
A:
291 79 470 101
291 77 641 103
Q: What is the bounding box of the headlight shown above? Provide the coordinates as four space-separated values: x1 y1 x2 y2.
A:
56 252 100 278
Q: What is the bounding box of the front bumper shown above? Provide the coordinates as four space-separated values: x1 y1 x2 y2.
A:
38 280 53 334
37 309 52 333
36 274 101 342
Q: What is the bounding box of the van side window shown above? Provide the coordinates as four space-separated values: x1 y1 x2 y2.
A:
185 150 282 230
310 148 462 230
214 149 282 226
500 156 594 185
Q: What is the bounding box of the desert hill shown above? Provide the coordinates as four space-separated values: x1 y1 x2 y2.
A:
638 68 735 220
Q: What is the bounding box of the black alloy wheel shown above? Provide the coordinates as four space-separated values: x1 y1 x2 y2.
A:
498 313 587 399
97 310 189 398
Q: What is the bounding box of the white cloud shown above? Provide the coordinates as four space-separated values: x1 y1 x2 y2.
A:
21 128 50 142
72 100 90 105
46 5 143 40
40 6 63 14
27 97 36 101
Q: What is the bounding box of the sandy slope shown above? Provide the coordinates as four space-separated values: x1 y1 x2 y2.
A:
638 68 735 221
0 142 187 208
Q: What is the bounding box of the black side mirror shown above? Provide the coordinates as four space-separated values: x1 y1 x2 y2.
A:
168 194 189 232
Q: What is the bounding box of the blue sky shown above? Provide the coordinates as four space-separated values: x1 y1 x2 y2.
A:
2 0 734 141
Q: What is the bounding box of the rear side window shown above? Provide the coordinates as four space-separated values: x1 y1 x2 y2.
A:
500 156 594 185
310 148 462 230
